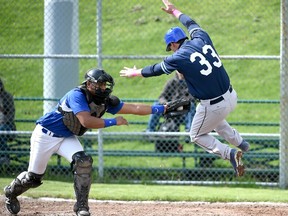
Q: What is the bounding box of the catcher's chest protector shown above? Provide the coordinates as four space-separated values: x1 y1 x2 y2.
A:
58 86 106 136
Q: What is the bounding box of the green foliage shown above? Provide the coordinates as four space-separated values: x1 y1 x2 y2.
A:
0 0 280 133
1 0 280 131
0 0 282 189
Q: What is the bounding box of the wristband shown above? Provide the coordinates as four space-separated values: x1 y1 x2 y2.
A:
151 105 165 114
130 70 138 77
172 9 182 17
104 118 117 127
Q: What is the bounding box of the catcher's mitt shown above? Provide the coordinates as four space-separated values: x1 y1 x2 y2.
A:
164 98 191 119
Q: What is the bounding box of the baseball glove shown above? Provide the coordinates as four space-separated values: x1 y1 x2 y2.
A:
164 98 191 119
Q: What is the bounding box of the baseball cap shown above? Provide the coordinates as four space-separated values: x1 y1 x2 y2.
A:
164 26 188 51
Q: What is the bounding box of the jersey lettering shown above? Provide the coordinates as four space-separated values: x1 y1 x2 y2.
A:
189 45 222 76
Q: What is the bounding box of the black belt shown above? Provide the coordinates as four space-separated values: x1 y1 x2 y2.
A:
42 128 63 138
210 86 233 105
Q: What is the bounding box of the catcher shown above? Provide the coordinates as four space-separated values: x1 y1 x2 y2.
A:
3 68 186 216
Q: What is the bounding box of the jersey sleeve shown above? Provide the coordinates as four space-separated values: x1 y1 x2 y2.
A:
141 55 179 77
106 101 124 115
179 14 213 45
178 14 201 38
141 63 166 77
65 89 90 115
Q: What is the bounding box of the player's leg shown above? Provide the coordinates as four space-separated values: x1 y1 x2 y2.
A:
4 124 62 214
214 119 247 175
57 137 93 216
4 171 44 214
214 120 250 152
190 101 232 158
190 85 242 152
71 151 93 216
214 88 249 152
190 109 244 176
190 95 245 176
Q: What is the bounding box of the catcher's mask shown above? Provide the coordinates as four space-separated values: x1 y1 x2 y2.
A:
83 68 114 100
164 26 188 51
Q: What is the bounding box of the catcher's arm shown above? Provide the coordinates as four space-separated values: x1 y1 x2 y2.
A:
117 103 168 115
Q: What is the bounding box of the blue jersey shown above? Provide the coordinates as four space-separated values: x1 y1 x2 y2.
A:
141 14 230 100
36 88 124 137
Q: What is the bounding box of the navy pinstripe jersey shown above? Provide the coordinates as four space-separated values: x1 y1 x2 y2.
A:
141 14 230 100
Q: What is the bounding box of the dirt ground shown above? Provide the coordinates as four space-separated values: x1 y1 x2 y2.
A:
1 196 288 216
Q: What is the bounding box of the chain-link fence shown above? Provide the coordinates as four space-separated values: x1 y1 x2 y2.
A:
0 0 287 188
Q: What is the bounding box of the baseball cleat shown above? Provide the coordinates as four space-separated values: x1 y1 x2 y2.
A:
74 203 90 216
75 207 90 216
238 140 250 152
230 149 245 177
4 185 21 215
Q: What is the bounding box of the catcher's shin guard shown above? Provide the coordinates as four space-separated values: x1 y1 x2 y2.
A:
4 171 43 215
71 151 93 216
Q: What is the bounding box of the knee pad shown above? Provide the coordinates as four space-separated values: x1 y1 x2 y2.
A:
7 171 43 197
18 171 43 188
71 151 93 175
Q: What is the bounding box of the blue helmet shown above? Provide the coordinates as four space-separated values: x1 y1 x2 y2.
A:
164 27 187 51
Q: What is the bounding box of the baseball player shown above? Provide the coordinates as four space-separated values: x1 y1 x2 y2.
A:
0 78 16 164
3 68 169 216
120 0 250 177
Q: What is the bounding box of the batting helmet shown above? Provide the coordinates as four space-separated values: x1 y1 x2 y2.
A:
83 68 114 100
164 27 188 51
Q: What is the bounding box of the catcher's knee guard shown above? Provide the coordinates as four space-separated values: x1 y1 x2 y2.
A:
4 171 43 215
5 171 43 198
71 151 93 214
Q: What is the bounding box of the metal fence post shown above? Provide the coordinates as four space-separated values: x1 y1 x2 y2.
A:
96 0 103 68
43 0 79 113
280 0 288 189
98 129 104 180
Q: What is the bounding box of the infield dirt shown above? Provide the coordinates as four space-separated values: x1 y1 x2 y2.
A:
1 196 288 216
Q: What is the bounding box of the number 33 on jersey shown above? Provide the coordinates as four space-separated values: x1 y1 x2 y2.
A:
190 44 222 76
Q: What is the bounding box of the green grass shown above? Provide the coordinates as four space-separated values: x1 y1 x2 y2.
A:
1 178 288 202
1 0 280 133
0 0 283 198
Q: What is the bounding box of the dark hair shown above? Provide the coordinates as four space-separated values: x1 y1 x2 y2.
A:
177 38 187 46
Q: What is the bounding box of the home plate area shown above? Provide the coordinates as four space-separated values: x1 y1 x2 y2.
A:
1 196 288 216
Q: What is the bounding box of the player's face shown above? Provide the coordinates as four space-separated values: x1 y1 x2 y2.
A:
170 42 179 52
87 81 107 95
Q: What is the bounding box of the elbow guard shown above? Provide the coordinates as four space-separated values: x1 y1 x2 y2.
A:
108 95 120 107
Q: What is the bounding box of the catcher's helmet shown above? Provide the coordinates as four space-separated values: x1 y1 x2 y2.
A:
84 68 114 100
164 27 188 51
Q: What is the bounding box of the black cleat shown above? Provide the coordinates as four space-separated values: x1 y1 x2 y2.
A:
4 185 21 215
